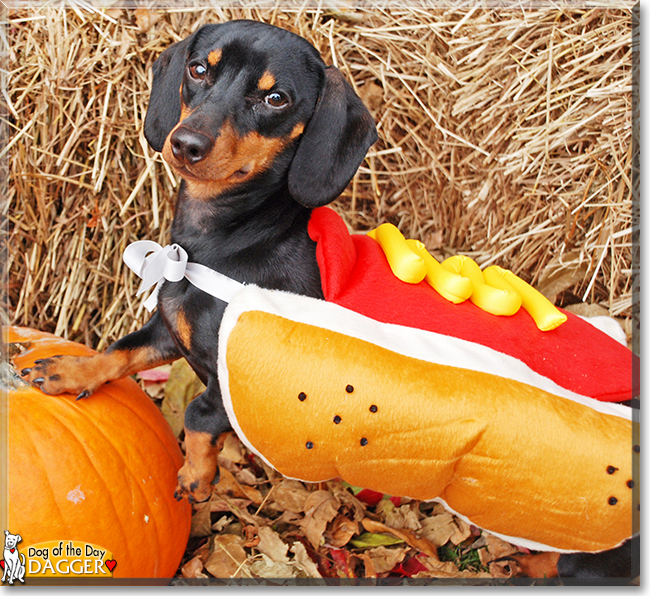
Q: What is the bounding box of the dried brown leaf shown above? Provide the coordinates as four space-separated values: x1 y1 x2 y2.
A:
327 482 367 521
272 479 311 513
476 533 519 566
537 256 590 303
234 466 258 487
416 552 494 578
361 518 439 560
274 510 303 526
214 466 263 505
290 542 322 578
564 302 611 318
246 554 297 578
358 81 384 113
219 432 247 465
300 490 341 549
211 515 232 533
210 497 252 513
161 359 206 437
354 551 377 578
325 514 359 548
413 566 493 579
205 534 248 578
419 509 471 547
181 555 207 579
488 560 516 578
377 501 421 531
257 526 290 563
191 541 212 564
212 495 264 527
449 517 472 546
243 524 260 548
414 557 460 577
190 501 214 538
364 546 408 575
419 511 457 547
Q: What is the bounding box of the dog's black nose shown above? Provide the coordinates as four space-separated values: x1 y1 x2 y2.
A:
170 127 214 164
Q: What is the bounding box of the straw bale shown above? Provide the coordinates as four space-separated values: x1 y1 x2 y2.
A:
2 3 636 349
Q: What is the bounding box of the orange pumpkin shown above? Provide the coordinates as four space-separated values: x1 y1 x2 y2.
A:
4 326 191 579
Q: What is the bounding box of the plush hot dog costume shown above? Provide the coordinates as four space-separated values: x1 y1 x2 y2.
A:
219 285 637 553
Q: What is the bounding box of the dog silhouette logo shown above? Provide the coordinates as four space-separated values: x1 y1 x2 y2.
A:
1 530 26 585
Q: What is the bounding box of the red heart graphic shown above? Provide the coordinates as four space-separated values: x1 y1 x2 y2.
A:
0 560 5 570
10 549 15 554
105 560 117 572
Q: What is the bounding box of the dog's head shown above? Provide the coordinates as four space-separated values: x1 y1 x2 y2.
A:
4 531 21 549
144 20 377 207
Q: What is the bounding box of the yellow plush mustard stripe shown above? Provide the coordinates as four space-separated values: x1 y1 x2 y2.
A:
367 224 426 284
226 310 635 553
406 239 473 303
444 255 522 316
366 223 566 330
491 266 567 331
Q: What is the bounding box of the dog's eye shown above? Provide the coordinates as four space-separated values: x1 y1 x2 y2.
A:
265 91 289 108
188 62 207 81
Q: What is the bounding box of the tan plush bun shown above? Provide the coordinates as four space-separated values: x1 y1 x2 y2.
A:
218 287 637 553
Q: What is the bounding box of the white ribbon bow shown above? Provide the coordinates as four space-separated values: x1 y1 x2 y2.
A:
123 241 244 312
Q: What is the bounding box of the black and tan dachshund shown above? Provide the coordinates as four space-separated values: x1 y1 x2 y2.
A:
22 20 635 580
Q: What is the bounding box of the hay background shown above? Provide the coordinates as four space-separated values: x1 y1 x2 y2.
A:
3 2 637 351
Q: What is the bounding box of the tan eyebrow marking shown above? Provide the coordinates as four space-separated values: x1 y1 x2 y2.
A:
208 49 222 66
258 71 275 90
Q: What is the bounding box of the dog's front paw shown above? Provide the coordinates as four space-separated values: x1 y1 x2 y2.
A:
175 462 219 504
20 355 100 400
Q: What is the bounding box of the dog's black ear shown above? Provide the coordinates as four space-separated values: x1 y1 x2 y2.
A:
144 36 193 152
288 66 378 208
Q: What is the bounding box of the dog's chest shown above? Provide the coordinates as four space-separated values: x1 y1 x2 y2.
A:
158 279 226 359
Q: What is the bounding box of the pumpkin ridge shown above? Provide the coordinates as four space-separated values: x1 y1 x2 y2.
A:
82 382 188 566
11 392 135 564
96 379 184 472
63 387 183 570
43 396 138 567
55 385 190 573
9 400 69 536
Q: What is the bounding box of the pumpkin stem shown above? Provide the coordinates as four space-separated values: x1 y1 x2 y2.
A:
0 361 29 391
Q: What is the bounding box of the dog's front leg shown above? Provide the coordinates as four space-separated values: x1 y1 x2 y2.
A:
10 561 18 584
21 311 182 399
16 562 25 583
175 376 231 503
